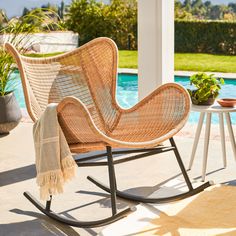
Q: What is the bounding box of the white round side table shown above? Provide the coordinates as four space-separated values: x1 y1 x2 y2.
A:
189 103 236 181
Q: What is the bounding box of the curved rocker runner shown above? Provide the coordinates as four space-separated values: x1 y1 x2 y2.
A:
6 38 212 228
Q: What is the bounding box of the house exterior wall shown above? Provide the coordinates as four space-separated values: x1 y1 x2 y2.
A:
0 31 78 53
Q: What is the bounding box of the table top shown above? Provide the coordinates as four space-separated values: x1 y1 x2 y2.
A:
191 102 236 113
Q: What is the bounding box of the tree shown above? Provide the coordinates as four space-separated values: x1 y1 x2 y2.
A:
0 9 8 27
19 8 63 32
210 5 224 20
22 7 30 17
66 0 137 49
223 12 236 21
228 3 236 13
41 3 58 12
175 0 182 9
204 1 211 8
58 1 65 19
192 0 203 8
107 0 137 49
203 1 212 19
66 0 106 45
175 0 182 17
175 0 193 20
183 0 191 11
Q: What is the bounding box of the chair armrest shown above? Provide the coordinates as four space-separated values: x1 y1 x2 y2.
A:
120 83 191 116
108 83 191 147
57 96 106 144
57 96 141 147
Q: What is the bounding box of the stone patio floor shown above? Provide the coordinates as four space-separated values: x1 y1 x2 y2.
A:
0 120 236 236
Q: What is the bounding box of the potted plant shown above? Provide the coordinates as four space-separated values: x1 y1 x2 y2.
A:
0 45 22 134
0 9 62 134
187 73 224 105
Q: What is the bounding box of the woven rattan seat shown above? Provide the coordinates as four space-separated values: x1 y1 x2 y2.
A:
6 38 211 228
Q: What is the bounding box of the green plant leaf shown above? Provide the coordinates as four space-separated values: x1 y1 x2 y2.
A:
188 72 222 104
220 78 225 84
0 8 62 96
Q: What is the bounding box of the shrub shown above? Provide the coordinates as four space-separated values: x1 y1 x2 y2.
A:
175 20 236 55
66 0 137 50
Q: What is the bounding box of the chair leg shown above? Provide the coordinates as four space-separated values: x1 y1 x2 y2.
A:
23 191 132 228
107 146 118 216
169 137 194 191
46 195 52 211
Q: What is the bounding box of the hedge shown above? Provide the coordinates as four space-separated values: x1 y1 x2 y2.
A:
175 20 236 55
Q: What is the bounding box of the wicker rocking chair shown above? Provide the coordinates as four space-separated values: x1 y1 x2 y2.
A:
6 38 211 228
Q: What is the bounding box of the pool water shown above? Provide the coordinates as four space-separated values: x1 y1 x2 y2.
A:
11 71 236 124
118 74 236 124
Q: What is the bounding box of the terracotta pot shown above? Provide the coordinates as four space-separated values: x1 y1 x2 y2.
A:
0 92 22 134
192 97 215 106
217 98 236 107
190 89 215 106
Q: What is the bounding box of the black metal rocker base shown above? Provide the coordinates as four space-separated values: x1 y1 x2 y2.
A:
87 176 212 204
24 137 212 228
85 138 213 204
23 191 133 228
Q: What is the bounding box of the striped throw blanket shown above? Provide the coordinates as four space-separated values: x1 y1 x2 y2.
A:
33 103 77 200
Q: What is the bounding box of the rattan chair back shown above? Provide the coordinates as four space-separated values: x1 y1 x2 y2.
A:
5 38 119 132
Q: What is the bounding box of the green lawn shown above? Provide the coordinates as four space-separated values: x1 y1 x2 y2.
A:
119 50 236 73
27 50 236 73
119 50 138 69
26 52 63 58
175 53 236 73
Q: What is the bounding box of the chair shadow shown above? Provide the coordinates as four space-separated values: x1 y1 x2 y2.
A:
222 179 236 186
0 133 10 138
122 172 184 199
0 209 81 236
0 164 36 187
73 173 184 213
121 176 185 198
67 190 129 212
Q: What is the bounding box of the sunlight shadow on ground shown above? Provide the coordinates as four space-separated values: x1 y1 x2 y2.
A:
193 167 225 181
133 185 236 235
0 164 36 187
1 209 80 236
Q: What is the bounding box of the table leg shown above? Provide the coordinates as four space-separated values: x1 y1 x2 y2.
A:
188 112 205 170
225 112 236 161
219 113 227 168
202 113 211 182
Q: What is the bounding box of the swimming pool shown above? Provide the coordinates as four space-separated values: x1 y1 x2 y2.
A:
11 71 236 124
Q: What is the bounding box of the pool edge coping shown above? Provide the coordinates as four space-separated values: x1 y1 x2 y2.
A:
118 68 236 79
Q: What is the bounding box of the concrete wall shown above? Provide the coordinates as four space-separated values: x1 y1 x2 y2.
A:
0 31 78 53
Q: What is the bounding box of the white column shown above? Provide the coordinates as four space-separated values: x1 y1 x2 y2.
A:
138 0 174 100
